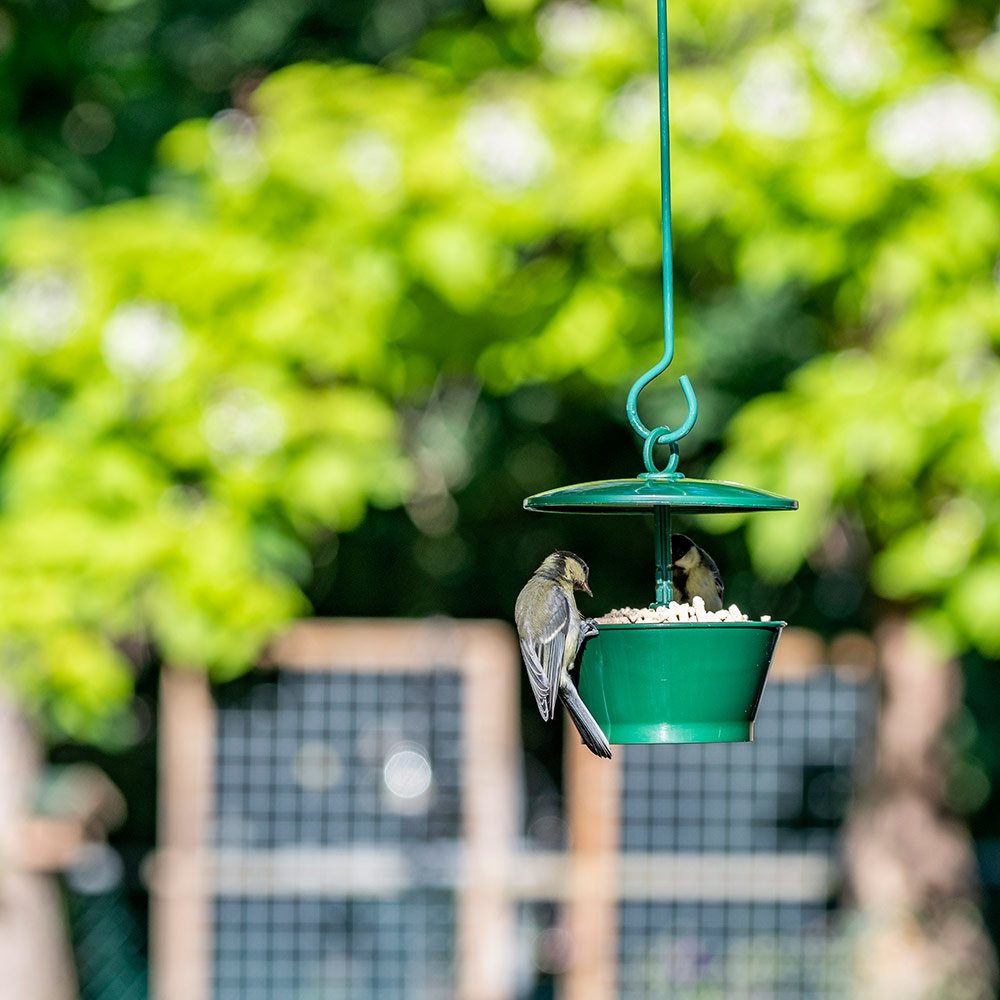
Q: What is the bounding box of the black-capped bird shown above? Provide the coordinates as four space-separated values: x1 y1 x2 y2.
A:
670 534 725 612
514 551 612 759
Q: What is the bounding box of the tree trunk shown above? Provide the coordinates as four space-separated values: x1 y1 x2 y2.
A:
846 615 996 1000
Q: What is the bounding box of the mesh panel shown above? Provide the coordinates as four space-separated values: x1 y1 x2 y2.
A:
616 670 874 999
214 672 463 850
212 895 455 1000
622 672 871 854
211 669 466 1000
67 887 149 1000
618 901 851 1000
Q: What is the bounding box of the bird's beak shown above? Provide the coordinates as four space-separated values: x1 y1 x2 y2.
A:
580 581 593 597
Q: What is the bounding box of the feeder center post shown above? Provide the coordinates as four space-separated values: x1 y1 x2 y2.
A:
654 506 672 606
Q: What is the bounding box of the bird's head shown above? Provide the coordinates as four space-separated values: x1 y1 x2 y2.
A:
670 534 701 571
539 550 592 596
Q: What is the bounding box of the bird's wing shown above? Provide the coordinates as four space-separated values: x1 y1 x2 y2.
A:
518 584 571 722
706 552 725 599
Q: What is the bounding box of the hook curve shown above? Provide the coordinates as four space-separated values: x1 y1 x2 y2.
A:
627 372 697 442
636 375 698 474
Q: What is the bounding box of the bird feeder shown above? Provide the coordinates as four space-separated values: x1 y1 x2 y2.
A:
522 0 797 745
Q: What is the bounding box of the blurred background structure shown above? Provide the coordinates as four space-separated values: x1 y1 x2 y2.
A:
149 619 876 1000
1 0 1000 996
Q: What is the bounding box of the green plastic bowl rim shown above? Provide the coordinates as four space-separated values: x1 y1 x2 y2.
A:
593 620 787 629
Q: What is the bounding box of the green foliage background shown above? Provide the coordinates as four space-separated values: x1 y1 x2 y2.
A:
1 0 1000 853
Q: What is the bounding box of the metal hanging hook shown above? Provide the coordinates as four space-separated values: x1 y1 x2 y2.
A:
626 0 697 476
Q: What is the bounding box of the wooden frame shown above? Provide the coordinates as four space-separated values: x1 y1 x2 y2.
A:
152 618 521 1000
151 667 216 1000
563 726 623 1000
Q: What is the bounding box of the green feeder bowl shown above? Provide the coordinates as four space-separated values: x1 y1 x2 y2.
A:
578 620 785 744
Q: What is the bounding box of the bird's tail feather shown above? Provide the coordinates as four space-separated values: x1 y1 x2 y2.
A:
560 678 612 759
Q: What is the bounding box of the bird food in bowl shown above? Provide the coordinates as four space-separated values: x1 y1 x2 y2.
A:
578 602 785 745
597 598 771 625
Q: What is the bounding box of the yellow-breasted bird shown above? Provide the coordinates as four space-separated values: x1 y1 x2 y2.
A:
514 551 612 759
670 534 724 612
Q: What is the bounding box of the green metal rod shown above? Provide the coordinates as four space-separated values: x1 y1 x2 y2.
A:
654 506 673 605
656 0 674 377
625 0 698 473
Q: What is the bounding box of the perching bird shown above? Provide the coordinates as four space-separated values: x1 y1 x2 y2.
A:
670 534 724 612
514 551 612 759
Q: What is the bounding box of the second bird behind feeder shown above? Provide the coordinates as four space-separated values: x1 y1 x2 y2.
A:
670 534 725 612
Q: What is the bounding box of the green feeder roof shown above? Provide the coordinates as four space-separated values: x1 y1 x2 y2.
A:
524 475 798 515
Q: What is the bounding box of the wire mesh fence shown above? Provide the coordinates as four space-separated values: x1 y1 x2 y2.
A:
213 895 456 1000
66 886 148 1000
214 671 465 851
211 669 468 1000
154 619 520 1000
614 668 875 1000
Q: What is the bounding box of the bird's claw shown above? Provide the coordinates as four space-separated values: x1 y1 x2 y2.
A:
573 619 599 672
